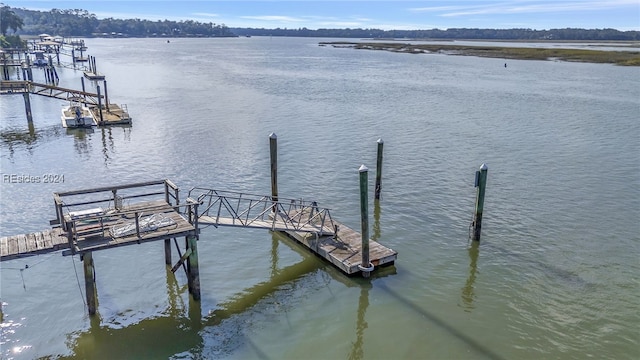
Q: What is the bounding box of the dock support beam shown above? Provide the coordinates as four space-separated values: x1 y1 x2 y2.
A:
83 252 98 315
22 92 33 122
358 165 373 278
471 164 488 242
269 133 279 208
375 138 384 200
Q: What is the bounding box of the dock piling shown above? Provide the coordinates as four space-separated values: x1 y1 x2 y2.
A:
96 85 104 125
22 92 33 122
471 164 488 242
375 138 384 200
103 80 109 111
358 165 373 278
82 252 98 315
187 234 200 300
164 239 172 265
269 133 278 206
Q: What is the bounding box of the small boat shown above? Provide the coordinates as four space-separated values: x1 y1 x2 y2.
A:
61 98 97 128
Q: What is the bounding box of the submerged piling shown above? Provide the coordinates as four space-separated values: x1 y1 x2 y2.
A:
471 164 488 242
358 165 373 278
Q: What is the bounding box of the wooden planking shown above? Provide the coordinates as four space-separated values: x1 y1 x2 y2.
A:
280 220 397 275
0 227 66 260
1 200 193 260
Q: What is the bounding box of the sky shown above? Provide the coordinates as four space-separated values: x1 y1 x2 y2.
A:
4 0 640 31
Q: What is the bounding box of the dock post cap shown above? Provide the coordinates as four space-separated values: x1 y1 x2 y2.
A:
269 133 277 139
359 164 369 172
480 163 488 171
358 263 374 272
377 138 384 144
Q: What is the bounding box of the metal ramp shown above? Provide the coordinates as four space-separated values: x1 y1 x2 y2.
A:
188 188 336 236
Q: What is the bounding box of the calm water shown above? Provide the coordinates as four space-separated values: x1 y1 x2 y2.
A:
1 37 639 359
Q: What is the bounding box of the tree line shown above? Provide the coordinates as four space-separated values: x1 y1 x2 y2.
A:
5 5 235 37
231 27 639 41
3 4 639 41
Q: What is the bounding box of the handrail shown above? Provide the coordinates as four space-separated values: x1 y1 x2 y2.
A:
188 187 335 236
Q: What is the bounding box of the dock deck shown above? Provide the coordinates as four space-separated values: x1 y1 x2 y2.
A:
0 200 194 260
0 228 67 260
281 220 397 275
91 104 132 125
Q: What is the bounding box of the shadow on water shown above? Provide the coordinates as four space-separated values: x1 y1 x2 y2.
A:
62 235 324 359
481 241 593 288
378 281 507 360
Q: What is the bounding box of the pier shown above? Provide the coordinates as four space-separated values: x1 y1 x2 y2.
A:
1 177 397 314
1 38 132 126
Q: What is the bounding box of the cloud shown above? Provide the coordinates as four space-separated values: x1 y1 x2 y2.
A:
410 0 640 17
192 12 220 18
240 15 305 23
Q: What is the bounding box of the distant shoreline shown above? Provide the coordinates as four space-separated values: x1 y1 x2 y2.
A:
319 41 640 66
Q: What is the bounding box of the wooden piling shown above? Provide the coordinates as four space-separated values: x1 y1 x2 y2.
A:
103 80 109 111
164 239 172 265
375 138 384 200
83 251 98 315
81 77 86 100
358 165 372 278
96 85 104 125
472 164 488 242
186 234 200 300
269 133 278 204
22 92 33 122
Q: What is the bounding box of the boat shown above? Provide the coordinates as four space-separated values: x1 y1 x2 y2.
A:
61 98 97 128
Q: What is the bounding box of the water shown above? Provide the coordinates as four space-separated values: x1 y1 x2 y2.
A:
1 37 639 359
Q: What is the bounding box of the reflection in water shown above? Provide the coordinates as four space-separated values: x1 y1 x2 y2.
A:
66 128 94 156
271 233 279 277
462 242 480 312
0 122 56 157
348 282 371 360
100 125 131 167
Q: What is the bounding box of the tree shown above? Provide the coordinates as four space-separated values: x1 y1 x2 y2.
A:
0 5 24 35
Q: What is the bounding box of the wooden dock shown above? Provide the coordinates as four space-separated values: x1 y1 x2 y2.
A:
91 104 132 125
281 221 397 275
0 228 67 260
83 71 105 80
0 176 398 316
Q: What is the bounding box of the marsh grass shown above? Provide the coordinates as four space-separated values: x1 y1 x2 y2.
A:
320 42 640 66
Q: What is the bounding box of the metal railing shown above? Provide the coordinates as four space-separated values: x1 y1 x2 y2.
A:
188 188 335 236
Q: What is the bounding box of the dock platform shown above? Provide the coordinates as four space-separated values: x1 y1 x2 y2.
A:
91 104 132 125
281 221 397 275
83 71 105 80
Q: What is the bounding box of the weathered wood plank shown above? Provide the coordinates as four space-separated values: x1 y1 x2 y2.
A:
26 233 37 252
280 220 397 275
0 237 8 257
17 234 27 254
8 237 19 256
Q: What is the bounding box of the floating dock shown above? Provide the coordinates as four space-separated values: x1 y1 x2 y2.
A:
282 221 396 275
91 104 132 125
